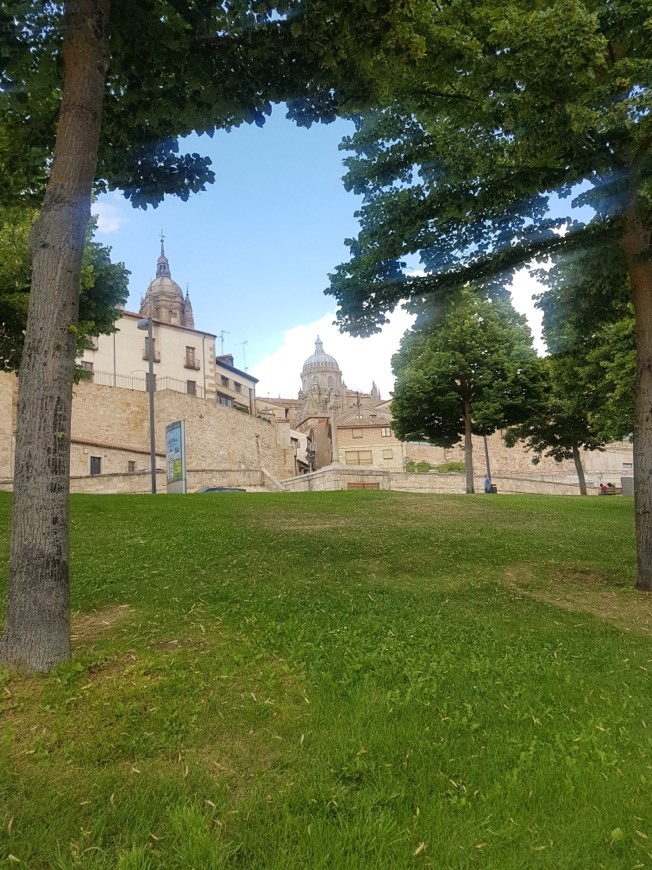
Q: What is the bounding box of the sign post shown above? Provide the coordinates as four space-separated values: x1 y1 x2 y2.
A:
166 420 187 494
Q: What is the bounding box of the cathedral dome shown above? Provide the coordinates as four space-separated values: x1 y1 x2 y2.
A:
302 337 339 372
139 240 194 329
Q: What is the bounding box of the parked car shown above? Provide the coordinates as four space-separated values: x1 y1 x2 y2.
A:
196 486 247 493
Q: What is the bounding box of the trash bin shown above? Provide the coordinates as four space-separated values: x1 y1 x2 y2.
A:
489 484 498 494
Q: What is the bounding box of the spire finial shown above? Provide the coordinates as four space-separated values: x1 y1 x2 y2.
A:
156 235 171 278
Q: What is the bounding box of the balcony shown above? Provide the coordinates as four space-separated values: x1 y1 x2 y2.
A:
184 359 200 370
142 350 161 362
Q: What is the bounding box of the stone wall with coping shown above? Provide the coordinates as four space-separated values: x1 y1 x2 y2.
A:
279 466 616 496
405 432 632 478
154 389 295 478
67 468 266 494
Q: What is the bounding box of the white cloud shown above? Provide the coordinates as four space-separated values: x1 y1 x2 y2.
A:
251 269 551 401
251 308 416 400
92 192 128 234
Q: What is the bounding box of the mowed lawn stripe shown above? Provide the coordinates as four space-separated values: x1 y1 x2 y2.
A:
0 492 649 868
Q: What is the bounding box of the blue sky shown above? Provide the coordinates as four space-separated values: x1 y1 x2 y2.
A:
94 106 545 399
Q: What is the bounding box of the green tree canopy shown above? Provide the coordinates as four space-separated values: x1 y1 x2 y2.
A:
391 289 544 493
533 246 635 442
0 208 128 373
504 355 602 495
1 0 431 209
504 239 635 494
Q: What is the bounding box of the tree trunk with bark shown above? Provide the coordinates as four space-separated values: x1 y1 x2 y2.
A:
571 444 587 496
463 397 475 494
1 0 110 670
621 208 652 592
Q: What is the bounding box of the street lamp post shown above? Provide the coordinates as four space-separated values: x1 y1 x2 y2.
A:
483 434 492 494
137 317 156 494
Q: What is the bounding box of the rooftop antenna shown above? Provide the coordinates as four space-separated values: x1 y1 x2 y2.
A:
218 330 230 355
238 340 248 371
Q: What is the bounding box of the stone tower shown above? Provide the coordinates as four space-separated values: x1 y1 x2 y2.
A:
139 240 195 328
300 336 343 394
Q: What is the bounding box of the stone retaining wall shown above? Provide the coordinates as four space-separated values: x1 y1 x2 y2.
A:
279 466 615 496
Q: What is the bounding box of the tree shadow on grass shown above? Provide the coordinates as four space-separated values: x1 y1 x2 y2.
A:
503 567 652 636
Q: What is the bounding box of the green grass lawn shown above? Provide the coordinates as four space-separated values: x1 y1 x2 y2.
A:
0 491 650 868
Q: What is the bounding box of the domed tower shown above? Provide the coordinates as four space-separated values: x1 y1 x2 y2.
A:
139 240 195 328
301 336 343 394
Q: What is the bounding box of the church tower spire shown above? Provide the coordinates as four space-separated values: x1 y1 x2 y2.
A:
156 234 171 279
140 238 194 328
183 285 195 330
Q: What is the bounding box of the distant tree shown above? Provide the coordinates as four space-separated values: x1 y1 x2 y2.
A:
391 289 544 493
534 246 635 444
506 252 635 494
505 355 601 495
326 1 652 591
582 316 635 442
0 208 128 373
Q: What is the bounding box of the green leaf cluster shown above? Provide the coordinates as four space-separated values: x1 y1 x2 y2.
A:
0 0 434 209
507 244 636 462
326 0 652 334
0 209 129 373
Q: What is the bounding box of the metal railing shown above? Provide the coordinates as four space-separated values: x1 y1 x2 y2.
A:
90 370 206 399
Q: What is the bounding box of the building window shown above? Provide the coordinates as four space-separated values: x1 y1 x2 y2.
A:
128 461 136 473
187 380 196 396
143 337 160 362
352 429 363 439
79 360 94 381
90 456 102 475
345 450 373 466
383 449 393 459
623 462 633 469
234 381 242 392
185 346 199 369
221 375 229 387
381 427 391 437
217 392 233 407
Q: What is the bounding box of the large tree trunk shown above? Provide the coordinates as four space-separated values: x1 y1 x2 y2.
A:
463 398 474 494
621 209 652 592
571 444 587 496
1 0 110 670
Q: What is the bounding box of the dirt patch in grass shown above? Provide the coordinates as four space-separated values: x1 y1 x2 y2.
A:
149 638 203 651
504 568 652 636
255 495 470 534
258 515 354 533
70 604 132 644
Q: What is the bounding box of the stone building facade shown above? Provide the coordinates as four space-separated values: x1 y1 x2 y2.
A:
255 336 634 490
0 243 297 492
79 242 258 410
0 254 634 494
